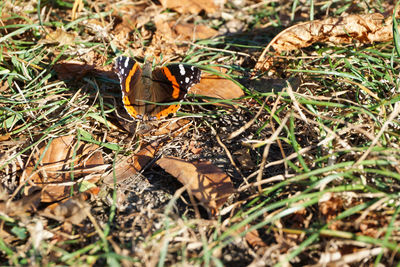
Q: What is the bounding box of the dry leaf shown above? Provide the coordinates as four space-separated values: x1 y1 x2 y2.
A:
22 135 104 202
156 157 235 215
41 28 77 46
0 189 41 217
192 68 244 103
42 193 92 225
0 79 9 92
174 23 218 40
233 148 255 170
159 0 225 14
188 141 202 154
0 134 11 142
159 21 218 41
150 16 181 58
256 13 395 71
26 219 54 249
111 4 160 48
53 51 111 81
139 119 192 137
53 61 95 80
245 229 268 249
319 192 344 230
154 19 218 48
103 141 161 184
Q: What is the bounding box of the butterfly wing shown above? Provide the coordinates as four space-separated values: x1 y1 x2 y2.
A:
149 64 201 119
115 56 149 119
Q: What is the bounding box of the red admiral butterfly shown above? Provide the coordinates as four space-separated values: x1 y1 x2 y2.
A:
114 56 201 120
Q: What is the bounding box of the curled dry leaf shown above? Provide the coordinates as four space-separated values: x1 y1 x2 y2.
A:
159 0 225 14
191 67 244 105
256 13 395 71
156 157 235 215
103 141 161 184
22 135 104 202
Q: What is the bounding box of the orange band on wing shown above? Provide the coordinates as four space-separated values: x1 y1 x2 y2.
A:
155 104 180 119
122 96 138 118
162 67 180 99
125 62 139 93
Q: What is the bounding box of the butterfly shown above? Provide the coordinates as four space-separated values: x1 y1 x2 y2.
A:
114 56 201 120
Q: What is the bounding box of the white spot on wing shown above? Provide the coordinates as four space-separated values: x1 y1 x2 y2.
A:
124 57 129 68
191 66 194 71
185 77 189 83
179 64 185 75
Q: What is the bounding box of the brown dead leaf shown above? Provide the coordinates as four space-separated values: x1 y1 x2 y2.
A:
159 0 225 14
156 157 235 215
53 61 112 81
0 134 11 142
233 148 255 170
175 23 218 40
256 13 395 71
53 61 95 80
0 79 9 92
192 68 244 103
319 193 343 230
111 4 160 49
245 229 268 249
150 16 181 58
41 192 92 225
0 189 41 217
155 19 218 41
139 119 192 137
151 17 218 58
53 51 110 80
171 22 218 40
41 28 77 46
103 141 161 184
188 141 202 154
22 135 104 202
